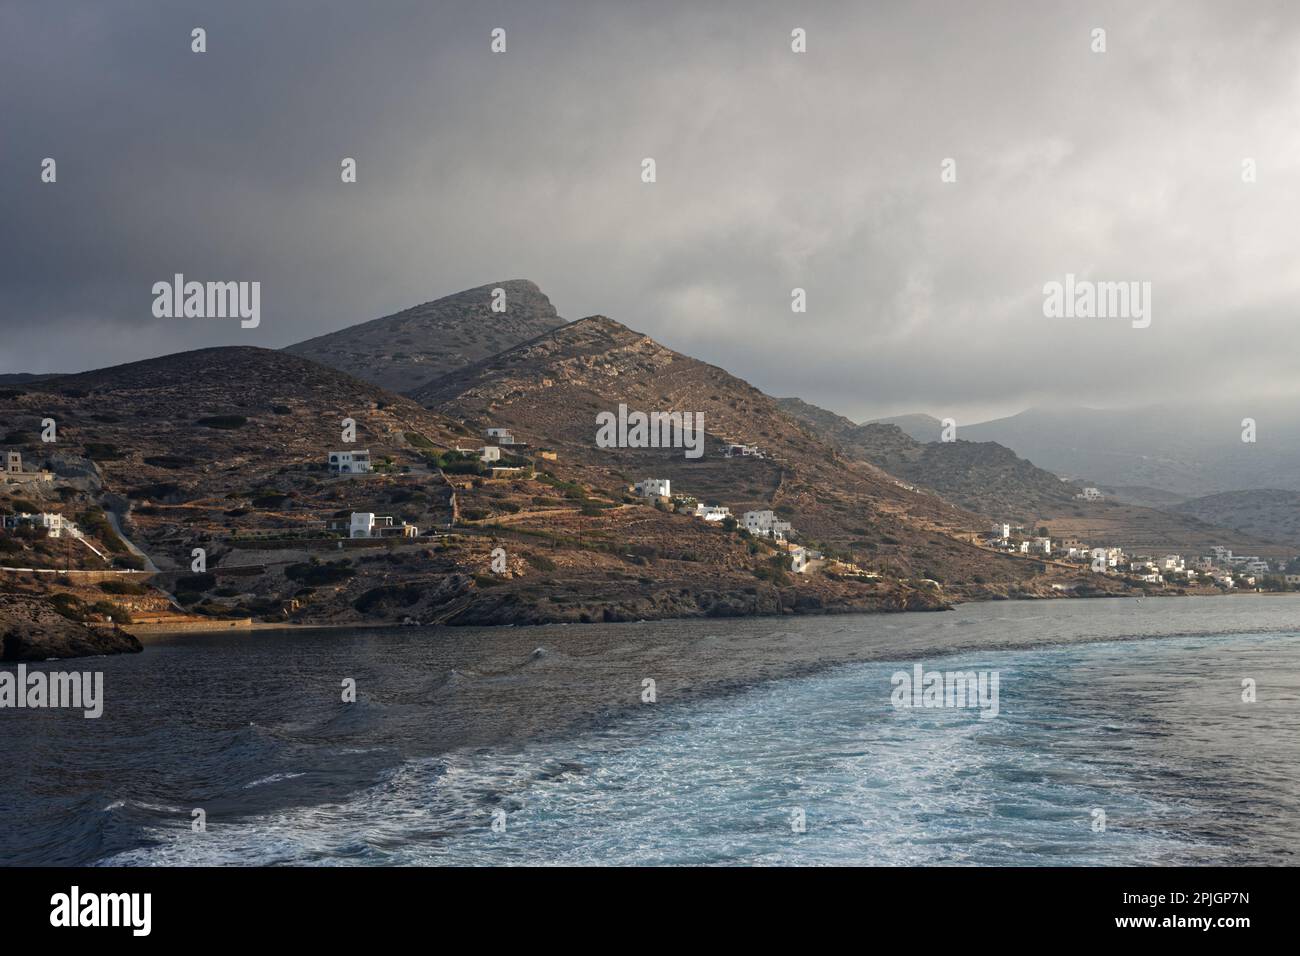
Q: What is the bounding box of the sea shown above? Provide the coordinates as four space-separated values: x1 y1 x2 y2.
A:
2 595 1297 866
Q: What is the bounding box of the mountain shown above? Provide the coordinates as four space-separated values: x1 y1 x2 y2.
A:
3 325 1159 661
0 373 61 385
283 279 565 394
959 405 1300 497
412 316 1110 596
864 413 945 443
1172 490 1300 550
1095 485 1191 510
779 396 1291 557
778 398 1079 521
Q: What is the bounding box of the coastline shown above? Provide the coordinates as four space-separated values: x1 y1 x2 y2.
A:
125 585 1286 643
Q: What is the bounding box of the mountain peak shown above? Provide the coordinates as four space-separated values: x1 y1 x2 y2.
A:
283 279 565 395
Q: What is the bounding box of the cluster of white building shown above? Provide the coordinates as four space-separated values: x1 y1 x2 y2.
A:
629 478 821 573
985 524 1295 589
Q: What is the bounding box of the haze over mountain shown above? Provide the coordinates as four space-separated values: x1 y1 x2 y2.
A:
958 406 1300 497
284 280 565 395
864 414 946 443
781 396 1288 557
1171 490 1300 551
779 398 1078 521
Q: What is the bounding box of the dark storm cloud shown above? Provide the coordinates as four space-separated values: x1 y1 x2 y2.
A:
2 0 1298 422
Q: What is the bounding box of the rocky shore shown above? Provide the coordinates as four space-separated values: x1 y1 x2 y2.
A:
0 595 142 661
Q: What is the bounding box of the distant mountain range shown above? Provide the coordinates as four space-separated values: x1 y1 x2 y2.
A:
284 279 565 394
790 397 1288 556
957 405 1300 497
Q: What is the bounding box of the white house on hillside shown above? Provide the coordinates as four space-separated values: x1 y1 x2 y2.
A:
328 450 372 474
786 543 821 574
1 512 65 538
694 504 731 522
634 478 671 498
743 509 793 540
350 512 418 539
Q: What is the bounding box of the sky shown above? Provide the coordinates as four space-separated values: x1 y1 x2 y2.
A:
2 0 1299 424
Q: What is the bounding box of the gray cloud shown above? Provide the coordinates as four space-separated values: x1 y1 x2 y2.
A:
2 0 1298 423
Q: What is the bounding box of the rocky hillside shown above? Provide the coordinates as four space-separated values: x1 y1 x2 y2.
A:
864 413 946 442
284 279 565 394
1171 489 1300 549
413 316 1083 590
1 594 141 661
2 334 1148 660
777 397 1080 520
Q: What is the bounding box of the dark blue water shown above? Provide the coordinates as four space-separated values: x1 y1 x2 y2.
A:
3 596 1298 865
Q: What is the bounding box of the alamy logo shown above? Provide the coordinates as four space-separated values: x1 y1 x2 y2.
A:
1042 273 1151 328
152 273 260 328
50 886 151 936
890 663 1000 719
595 403 704 459
0 664 103 718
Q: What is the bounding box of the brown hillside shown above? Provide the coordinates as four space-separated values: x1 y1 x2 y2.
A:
413 316 1064 588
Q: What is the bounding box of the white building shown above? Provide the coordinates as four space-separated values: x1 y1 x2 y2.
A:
1075 487 1103 501
693 504 731 522
484 428 516 445
1161 554 1185 573
328 450 372 474
742 510 793 540
350 512 380 537
724 444 762 458
479 446 501 463
349 512 418 539
633 478 671 498
1 512 65 538
0 450 53 484
991 523 1010 541
1030 537 1051 556
787 543 821 574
